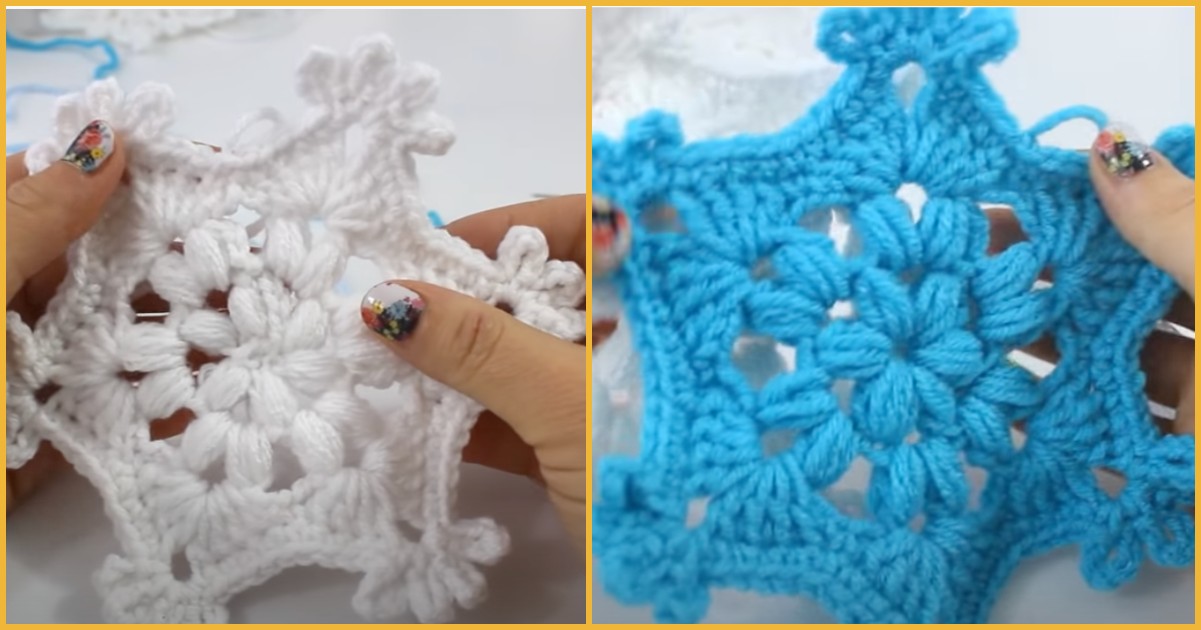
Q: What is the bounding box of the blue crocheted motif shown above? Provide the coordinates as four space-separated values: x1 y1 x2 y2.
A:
592 7 1195 624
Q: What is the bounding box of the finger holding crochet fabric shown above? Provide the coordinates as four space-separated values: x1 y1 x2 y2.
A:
1090 124 1195 435
6 121 127 513
6 120 124 304
989 125 1196 438
361 195 587 554
5 133 232 512
1090 124 1196 299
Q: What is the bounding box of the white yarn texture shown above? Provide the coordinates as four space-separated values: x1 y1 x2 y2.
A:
591 7 840 141
6 35 584 623
39 9 238 50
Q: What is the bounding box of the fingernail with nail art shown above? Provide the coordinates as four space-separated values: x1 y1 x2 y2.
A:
593 194 631 277
361 281 425 341
1094 123 1154 178
61 120 115 173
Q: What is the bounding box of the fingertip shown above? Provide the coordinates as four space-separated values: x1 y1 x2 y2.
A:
59 119 120 176
1088 127 1196 294
1092 144 1193 222
360 280 427 343
1088 123 1189 205
359 276 571 433
38 122 127 219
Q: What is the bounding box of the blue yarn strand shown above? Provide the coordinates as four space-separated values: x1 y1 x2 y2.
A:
6 32 121 79
5 32 122 153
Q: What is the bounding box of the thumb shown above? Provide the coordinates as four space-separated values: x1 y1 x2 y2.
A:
6 120 125 299
1090 124 1195 297
359 280 581 446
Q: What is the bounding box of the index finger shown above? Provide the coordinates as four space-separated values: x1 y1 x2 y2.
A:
444 194 586 268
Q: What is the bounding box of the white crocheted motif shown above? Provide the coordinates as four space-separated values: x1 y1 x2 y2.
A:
6 35 584 623
592 7 842 140
39 8 238 50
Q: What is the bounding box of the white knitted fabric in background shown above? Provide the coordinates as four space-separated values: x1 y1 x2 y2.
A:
6 36 584 623
38 9 239 50
591 7 839 140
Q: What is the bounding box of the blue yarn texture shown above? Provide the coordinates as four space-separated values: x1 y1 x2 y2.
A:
592 8 1195 623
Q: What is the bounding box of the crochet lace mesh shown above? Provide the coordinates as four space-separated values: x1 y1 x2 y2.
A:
6 36 584 622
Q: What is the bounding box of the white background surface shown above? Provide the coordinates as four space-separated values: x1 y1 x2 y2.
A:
5 8 585 623
591 6 1195 624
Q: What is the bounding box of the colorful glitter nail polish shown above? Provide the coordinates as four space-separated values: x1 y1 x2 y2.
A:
1094 123 1154 177
60 120 115 173
593 194 631 277
360 282 425 341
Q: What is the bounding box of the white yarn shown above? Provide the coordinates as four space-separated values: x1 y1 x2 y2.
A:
592 7 842 140
38 9 238 50
6 35 584 623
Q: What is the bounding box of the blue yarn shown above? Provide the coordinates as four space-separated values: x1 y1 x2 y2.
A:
427 210 444 228
5 32 121 79
592 8 1194 623
6 32 122 153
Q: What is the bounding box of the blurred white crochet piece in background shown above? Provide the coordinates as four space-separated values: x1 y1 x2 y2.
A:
591 7 842 141
39 8 239 50
6 35 584 623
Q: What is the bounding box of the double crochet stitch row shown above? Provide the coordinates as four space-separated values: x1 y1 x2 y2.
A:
592 8 1194 623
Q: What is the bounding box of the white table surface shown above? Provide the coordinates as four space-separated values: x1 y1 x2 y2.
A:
591 6 1196 624
5 8 585 623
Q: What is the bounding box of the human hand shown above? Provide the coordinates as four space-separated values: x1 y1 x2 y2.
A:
360 194 587 553
989 125 1194 437
6 121 125 512
1090 126 1194 436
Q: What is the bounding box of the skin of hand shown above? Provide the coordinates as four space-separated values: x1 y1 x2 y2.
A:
987 136 1195 437
6 138 128 512
1087 139 1194 436
364 195 587 554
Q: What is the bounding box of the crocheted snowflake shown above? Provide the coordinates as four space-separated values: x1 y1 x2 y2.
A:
592 8 1194 623
6 36 584 622
39 9 238 50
